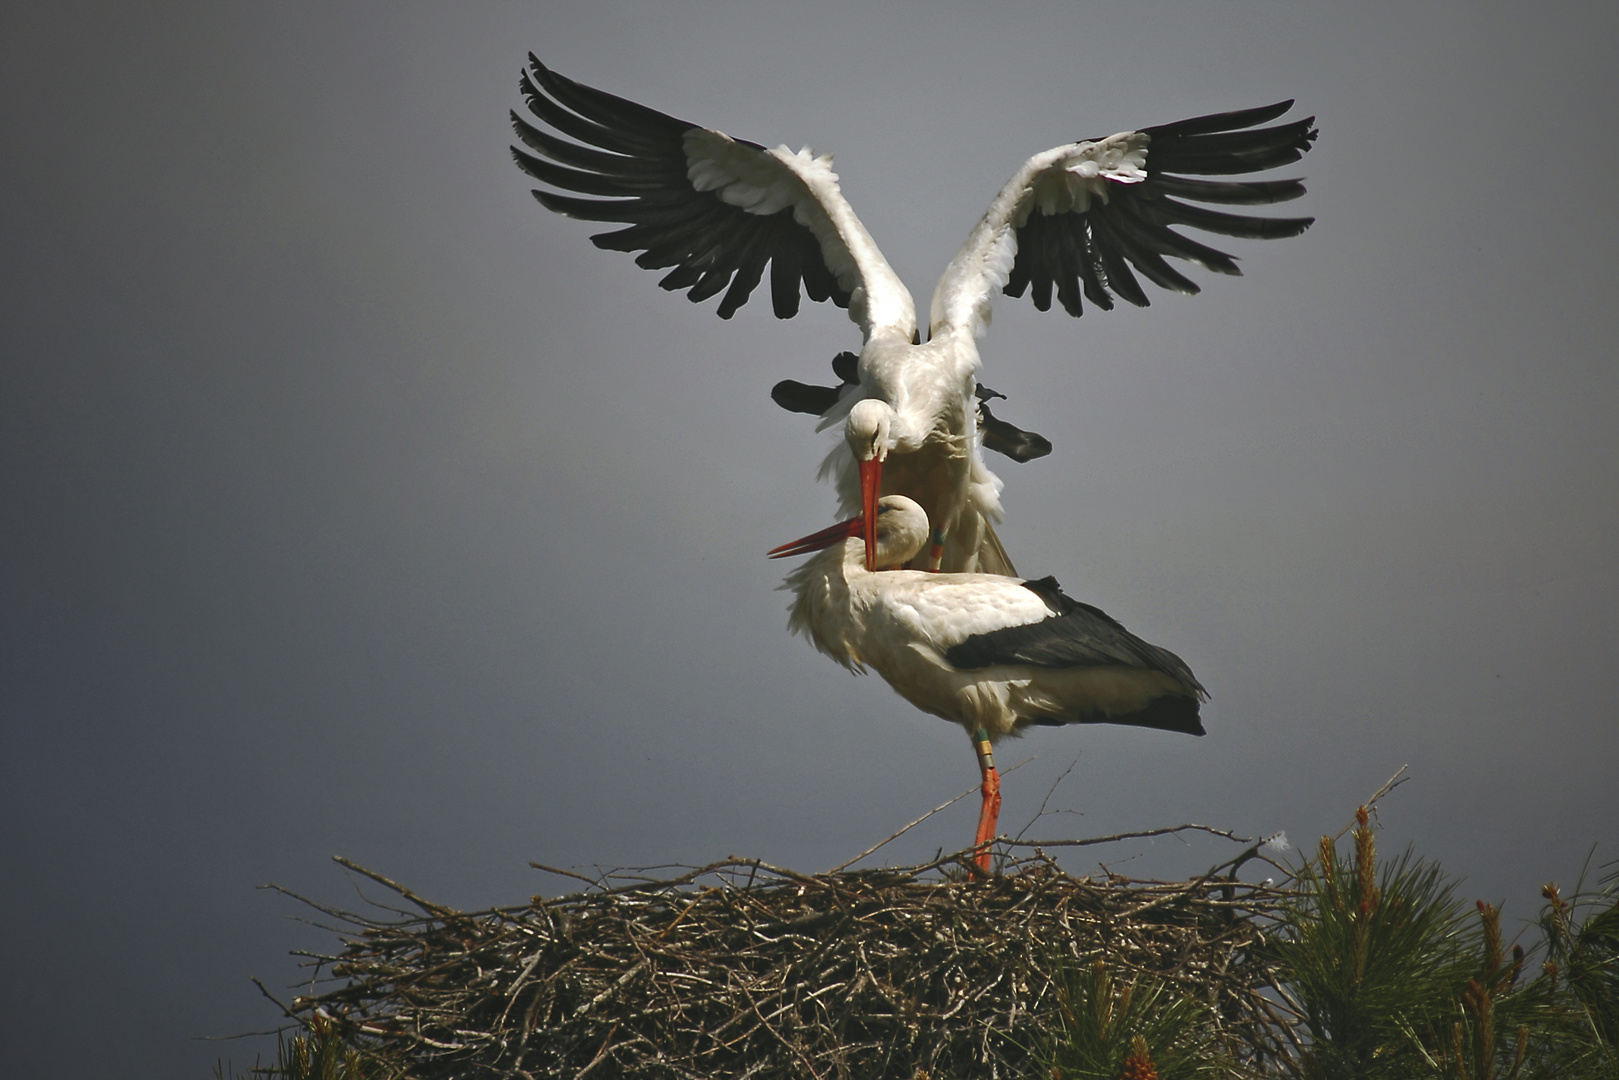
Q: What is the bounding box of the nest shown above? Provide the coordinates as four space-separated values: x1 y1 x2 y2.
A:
270 836 1298 1080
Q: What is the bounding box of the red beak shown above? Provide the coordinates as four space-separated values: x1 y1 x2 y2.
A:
767 514 862 560
859 457 882 572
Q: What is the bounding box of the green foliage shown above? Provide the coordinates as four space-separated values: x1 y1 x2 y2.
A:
1267 808 1477 1079
1524 863 1619 1078
1268 813 1619 1080
214 1015 397 1080
1401 898 1542 1080
1042 959 1238 1080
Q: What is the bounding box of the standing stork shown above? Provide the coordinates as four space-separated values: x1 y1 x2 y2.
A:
510 58 1316 573
769 495 1205 873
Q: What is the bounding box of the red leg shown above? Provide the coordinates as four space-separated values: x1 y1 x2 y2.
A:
970 728 1001 875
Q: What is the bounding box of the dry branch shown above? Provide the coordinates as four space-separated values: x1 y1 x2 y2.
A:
271 837 1299 1079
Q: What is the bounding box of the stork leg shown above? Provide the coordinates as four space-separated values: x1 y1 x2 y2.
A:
970 726 1001 875
926 527 946 573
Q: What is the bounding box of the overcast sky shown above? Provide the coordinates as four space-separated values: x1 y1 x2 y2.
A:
3 3 1617 1076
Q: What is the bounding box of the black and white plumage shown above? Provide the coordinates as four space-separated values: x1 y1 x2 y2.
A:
770 495 1206 742
771 353 1053 465
768 494 1205 865
512 57 1315 573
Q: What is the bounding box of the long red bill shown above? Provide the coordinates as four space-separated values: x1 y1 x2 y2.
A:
859 458 882 572
767 514 861 560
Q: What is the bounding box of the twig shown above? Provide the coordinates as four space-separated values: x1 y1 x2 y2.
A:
826 784 980 874
1004 824 1253 849
529 861 602 888
1332 764 1410 839
250 976 299 1021
332 856 453 916
1013 757 1080 843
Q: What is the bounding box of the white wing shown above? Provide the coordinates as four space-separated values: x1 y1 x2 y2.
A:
929 102 1317 341
512 57 916 344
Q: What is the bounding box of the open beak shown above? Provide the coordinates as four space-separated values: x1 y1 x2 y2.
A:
768 514 861 560
859 457 882 571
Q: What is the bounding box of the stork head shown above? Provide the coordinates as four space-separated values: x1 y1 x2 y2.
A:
845 399 894 570
768 495 929 571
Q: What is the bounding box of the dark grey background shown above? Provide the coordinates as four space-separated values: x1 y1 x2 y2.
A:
3 3 1615 1076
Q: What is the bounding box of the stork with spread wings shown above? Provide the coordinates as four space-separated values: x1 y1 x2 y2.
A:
511 57 1314 573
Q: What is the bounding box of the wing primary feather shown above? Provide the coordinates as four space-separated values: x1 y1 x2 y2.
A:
1003 263 1030 299
511 148 681 197
1114 234 1203 293
684 220 760 300
1089 216 1152 307
799 238 851 308
617 202 740 263
519 69 672 158
1149 120 1318 176
665 222 755 295
1076 221 1114 311
1144 196 1315 240
532 191 656 223
688 261 740 304
1054 220 1085 317
1030 273 1053 312
658 261 708 292
527 58 694 146
509 112 685 179
769 237 805 318
716 238 773 319
1107 204 1242 276
1152 175 1308 206
1141 99 1296 139
1028 215 1057 312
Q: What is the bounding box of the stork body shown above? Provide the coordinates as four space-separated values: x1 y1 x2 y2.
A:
511 59 1316 573
772 352 1054 467
771 496 1205 870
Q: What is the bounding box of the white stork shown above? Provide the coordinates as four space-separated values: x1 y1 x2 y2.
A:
769 495 1205 873
771 351 1056 466
510 58 1316 574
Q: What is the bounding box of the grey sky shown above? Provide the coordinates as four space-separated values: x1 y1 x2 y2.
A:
3 3 1616 1076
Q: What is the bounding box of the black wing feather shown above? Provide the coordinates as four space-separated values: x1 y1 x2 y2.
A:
943 575 1206 736
771 380 842 415
977 403 1052 463
1004 102 1316 317
1153 175 1308 206
1144 99 1297 138
1107 203 1237 278
512 57 851 319
945 575 1207 700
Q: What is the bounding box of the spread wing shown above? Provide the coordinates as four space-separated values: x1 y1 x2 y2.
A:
930 102 1316 338
511 57 917 342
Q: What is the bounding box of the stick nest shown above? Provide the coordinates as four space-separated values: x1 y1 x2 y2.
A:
273 842 1294 1080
